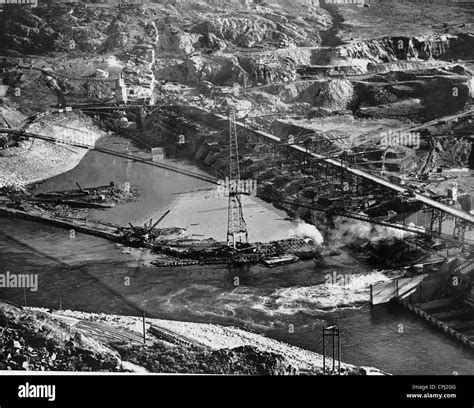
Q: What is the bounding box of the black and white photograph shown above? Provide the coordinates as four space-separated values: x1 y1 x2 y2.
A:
0 0 473 402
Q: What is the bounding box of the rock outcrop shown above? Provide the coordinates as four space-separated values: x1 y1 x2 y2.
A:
0 302 121 372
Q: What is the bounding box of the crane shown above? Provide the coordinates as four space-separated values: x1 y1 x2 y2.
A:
227 107 249 249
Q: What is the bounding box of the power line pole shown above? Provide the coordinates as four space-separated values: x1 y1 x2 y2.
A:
322 325 341 375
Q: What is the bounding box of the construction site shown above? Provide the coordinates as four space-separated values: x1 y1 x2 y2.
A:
0 0 473 375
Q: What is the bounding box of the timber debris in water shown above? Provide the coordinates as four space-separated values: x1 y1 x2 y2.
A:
117 216 321 267
146 238 319 267
33 181 139 207
2 181 139 218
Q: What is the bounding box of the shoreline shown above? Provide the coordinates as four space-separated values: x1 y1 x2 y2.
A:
0 113 106 189
1 113 383 375
42 308 388 375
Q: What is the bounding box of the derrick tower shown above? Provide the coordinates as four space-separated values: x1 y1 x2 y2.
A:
227 107 248 248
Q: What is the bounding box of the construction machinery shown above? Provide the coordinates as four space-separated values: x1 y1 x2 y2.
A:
226 107 249 250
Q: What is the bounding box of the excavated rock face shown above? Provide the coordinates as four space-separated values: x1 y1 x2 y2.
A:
426 118 474 169
157 24 199 57
352 67 472 120
448 34 474 61
0 69 53 114
192 17 277 48
238 54 298 85
0 7 160 56
334 35 474 67
414 36 453 60
191 12 324 49
146 20 159 46
422 75 471 118
435 137 473 169
123 44 156 103
297 79 354 110
154 58 188 83
178 54 251 87
197 32 227 53
0 9 57 54
206 55 250 86
183 55 206 84
244 79 354 110
336 39 399 65
0 4 332 89
336 2 474 41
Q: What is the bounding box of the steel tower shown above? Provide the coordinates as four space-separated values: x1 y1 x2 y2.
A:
227 108 248 248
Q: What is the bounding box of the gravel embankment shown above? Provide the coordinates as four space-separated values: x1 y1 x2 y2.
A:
0 113 106 188
52 309 387 375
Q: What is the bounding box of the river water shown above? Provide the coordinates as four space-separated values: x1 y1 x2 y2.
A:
0 134 472 375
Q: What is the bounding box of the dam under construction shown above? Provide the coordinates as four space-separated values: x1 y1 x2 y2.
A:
0 0 473 383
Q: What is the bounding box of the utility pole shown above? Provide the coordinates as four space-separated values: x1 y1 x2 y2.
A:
322 326 341 375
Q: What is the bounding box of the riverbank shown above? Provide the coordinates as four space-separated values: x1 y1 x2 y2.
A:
24 307 386 375
1 214 473 375
0 113 106 189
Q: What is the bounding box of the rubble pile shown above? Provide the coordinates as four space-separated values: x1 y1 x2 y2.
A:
15 182 140 218
0 326 120 372
115 342 300 375
0 174 27 192
0 303 121 372
122 44 157 103
298 79 354 110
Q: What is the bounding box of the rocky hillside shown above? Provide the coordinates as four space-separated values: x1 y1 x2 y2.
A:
0 302 305 374
116 343 297 375
334 2 474 41
0 3 331 56
0 2 332 90
0 6 152 56
0 302 380 375
1 2 472 180
0 301 120 371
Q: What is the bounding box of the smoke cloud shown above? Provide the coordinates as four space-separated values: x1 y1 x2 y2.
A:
293 221 324 245
328 216 415 245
